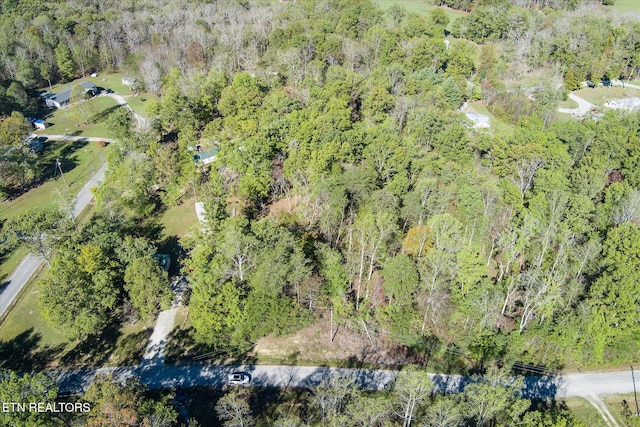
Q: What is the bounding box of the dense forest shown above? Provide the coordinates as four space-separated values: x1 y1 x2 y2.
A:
2 0 640 376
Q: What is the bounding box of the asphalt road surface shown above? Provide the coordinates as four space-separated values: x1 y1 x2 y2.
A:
0 163 106 318
55 363 638 399
0 254 44 317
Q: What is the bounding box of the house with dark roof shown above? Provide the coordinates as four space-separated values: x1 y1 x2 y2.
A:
45 82 97 109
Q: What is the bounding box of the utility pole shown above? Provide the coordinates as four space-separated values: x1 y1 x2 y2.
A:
55 158 68 188
632 366 639 416
329 309 333 344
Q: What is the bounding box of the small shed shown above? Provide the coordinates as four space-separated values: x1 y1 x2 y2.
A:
33 119 47 130
195 202 208 223
152 253 171 272
122 77 140 88
605 98 640 111
464 112 491 128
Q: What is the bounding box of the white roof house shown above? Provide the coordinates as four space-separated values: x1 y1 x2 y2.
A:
605 98 640 110
464 112 491 128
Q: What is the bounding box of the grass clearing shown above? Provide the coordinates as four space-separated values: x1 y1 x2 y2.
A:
606 0 640 13
603 393 638 426
35 95 121 138
159 199 199 239
0 141 105 221
372 0 467 23
0 264 153 370
573 86 640 106
558 97 579 109
565 397 608 427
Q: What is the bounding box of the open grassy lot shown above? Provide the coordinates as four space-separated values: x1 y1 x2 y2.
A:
0 259 153 370
35 95 121 139
558 97 579 109
573 86 640 106
603 393 639 426
564 397 607 427
40 73 154 119
0 140 104 221
0 142 104 310
159 198 199 239
606 0 640 13
373 0 467 22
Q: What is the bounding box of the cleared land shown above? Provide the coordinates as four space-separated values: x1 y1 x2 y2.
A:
373 0 467 22
35 96 121 139
606 0 640 13
0 266 153 370
573 86 640 107
0 141 104 220
0 141 104 283
565 397 608 427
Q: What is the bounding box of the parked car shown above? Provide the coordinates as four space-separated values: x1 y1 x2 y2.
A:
227 372 251 385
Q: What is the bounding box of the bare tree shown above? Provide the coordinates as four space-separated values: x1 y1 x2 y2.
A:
508 158 544 200
215 390 253 427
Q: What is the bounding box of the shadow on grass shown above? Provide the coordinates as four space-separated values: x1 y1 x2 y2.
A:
163 325 257 368
88 104 123 124
0 328 66 371
158 236 186 277
58 320 124 368
109 327 153 366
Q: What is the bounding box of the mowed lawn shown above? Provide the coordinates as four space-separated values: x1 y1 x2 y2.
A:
373 0 467 23
565 397 608 427
41 73 155 123
35 96 121 139
0 140 104 221
0 141 104 297
606 0 640 13
0 270 153 370
573 86 640 106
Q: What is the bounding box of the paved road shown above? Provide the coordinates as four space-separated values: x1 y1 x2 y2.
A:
54 362 638 399
72 163 106 217
0 255 44 316
0 163 107 318
557 93 596 117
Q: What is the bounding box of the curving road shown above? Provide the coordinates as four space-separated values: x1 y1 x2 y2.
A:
108 94 148 130
557 93 596 117
0 163 106 318
54 362 638 399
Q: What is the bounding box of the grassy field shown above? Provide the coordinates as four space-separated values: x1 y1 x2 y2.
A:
573 86 640 106
0 271 153 370
35 95 121 139
603 393 638 426
0 141 104 221
606 0 640 13
564 397 608 427
39 73 154 127
373 0 467 22
159 199 199 239
558 97 579 109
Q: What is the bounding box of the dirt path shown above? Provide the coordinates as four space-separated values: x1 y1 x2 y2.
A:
586 394 621 427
